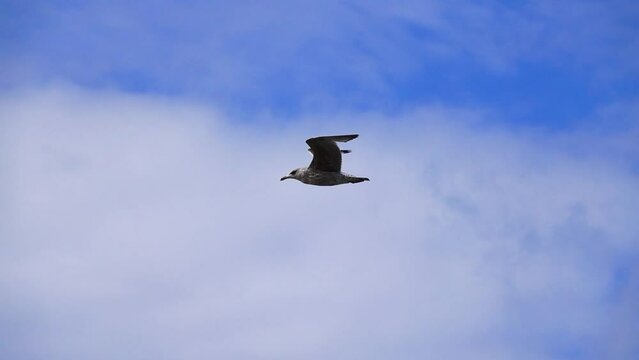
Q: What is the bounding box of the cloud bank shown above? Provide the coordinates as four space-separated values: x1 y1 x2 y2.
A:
1 86 638 359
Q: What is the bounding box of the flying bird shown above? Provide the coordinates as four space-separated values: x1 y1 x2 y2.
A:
280 134 369 186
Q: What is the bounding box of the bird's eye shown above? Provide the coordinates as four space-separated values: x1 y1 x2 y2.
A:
290 170 297 175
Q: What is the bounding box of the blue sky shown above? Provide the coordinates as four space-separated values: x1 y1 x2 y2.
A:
3 0 638 124
1 1 639 359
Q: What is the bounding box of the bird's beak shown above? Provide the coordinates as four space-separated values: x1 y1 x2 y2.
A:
280 175 291 181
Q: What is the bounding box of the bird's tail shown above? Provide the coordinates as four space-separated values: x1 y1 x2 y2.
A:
340 149 351 154
349 176 369 184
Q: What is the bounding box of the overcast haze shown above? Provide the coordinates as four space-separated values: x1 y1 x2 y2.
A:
2 1 639 359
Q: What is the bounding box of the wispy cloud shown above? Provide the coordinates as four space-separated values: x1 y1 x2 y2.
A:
1 86 637 359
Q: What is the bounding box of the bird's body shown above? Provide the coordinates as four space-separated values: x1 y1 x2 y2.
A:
281 134 369 186
287 167 368 186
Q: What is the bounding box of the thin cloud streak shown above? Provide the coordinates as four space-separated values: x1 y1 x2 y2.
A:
1 86 638 359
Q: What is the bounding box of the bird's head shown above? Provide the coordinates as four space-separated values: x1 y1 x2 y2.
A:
280 168 303 181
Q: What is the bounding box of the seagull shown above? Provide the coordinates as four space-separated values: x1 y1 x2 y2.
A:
280 134 369 186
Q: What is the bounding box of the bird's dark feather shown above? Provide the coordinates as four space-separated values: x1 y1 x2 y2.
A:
306 134 358 172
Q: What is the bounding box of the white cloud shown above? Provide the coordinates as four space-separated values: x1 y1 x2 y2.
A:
1 86 638 359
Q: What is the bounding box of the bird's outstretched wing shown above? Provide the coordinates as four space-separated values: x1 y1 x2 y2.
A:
306 134 358 172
